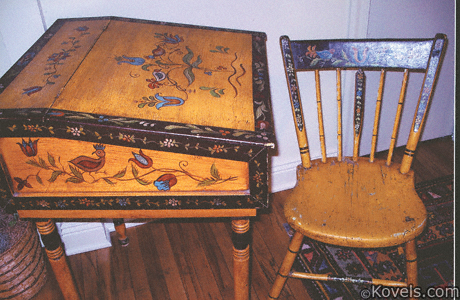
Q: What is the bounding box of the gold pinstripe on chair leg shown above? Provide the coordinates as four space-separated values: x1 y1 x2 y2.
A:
268 231 304 299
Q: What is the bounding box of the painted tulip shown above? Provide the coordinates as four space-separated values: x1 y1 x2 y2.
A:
17 138 39 157
154 174 177 191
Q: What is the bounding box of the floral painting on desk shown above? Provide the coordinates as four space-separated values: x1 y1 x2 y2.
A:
2 137 248 197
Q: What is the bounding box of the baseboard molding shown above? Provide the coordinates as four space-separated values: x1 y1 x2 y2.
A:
57 221 145 256
270 160 299 193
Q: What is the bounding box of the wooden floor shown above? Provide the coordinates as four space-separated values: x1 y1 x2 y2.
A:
31 137 454 300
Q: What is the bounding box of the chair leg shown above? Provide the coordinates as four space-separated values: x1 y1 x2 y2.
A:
405 239 418 287
268 231 304 300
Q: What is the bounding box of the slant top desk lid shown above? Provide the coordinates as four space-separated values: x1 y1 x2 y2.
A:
0 17 274 149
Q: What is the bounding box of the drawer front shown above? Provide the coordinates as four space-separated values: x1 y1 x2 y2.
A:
0 137 249 197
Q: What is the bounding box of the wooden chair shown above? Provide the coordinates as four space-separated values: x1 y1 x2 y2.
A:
269 34 447 299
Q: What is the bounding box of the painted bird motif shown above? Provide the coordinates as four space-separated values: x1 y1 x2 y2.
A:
69 144 106 173
129 149 153 168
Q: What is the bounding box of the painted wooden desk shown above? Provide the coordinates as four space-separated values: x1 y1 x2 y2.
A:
0 17 274 300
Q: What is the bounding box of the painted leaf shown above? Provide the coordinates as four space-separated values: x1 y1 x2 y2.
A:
182 47 194 65
48 153 56 167
131 164 138 178
197 179 217 187
311 58 320 66
66 176 84 184
69 165 83 179
191 55 202 68
39 157 49 169
103 178 115 185
26 159 42 168
210 90 221 98
184 67 195 85
113 168 126 178
332 60 344 66
36 175 43 185
136 178 150 185
49 171 63 182
210 163 221 180
142 64 155 71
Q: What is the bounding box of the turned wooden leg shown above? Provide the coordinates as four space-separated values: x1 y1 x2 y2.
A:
268 231 304 300
232 218 251 300
36 219 80 300
113 218 129 246
405 239 418 289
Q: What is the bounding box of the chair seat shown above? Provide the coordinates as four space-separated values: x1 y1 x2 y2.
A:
284 157 427 248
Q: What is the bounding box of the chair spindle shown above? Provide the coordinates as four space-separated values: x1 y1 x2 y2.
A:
336 69 343 161
387 69 409 166
353 69 365 161
370 69 386 162
315 70 327 163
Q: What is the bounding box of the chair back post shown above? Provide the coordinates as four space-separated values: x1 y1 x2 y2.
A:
280 36 312 169
400 34 447 173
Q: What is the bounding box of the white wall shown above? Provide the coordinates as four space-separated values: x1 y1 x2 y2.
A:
0 0 455 255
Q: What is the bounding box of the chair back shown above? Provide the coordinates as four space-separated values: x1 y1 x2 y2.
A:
280 34 446 173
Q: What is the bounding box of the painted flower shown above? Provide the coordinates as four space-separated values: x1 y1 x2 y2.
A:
167 198 180 206
212 145 225 153
129 149 153 168
257 120 270 130
22 86 43 96
70 127 82 136
212 198 225 206
154 174 177 191
256 132 269 140
118 198 129 206
119 133 135 143
79 198 92 207
24 124 41 132
17 138 39 157
48 52 71 63
146 78 163 89
253 171 264 187
162 139 177 148
48 110 65 117
76 26 89 32
305 45 317 58
98 116 108 122
57 200 67 208
38 200 50 208
14 177 32 190
17 52 36 66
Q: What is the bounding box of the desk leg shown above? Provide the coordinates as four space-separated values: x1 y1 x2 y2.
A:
232 218 251 300
36 219 80 300
113 218 130 246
